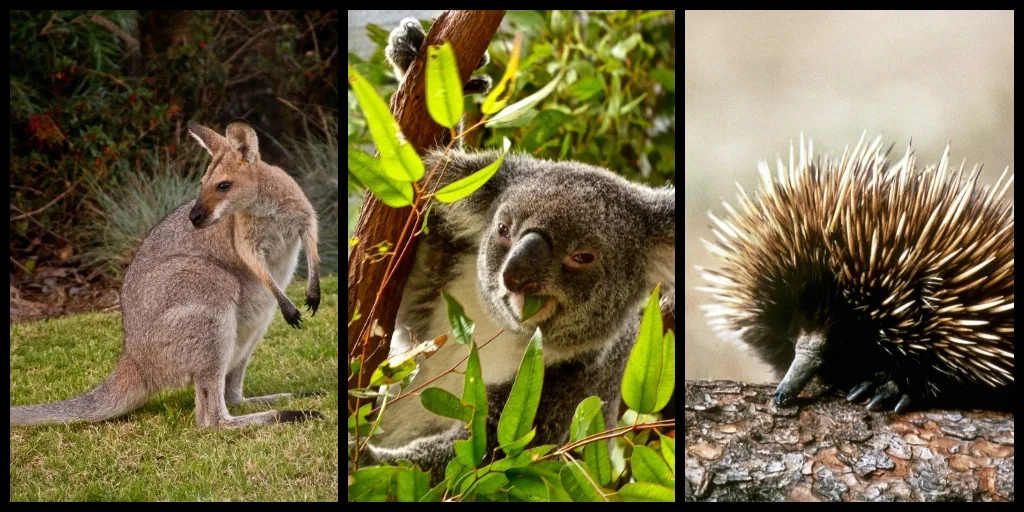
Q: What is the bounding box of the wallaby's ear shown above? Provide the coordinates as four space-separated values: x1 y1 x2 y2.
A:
187 120 226 156
225 120 260 164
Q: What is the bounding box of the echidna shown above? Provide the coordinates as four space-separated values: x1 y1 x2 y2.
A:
697 133 1014 412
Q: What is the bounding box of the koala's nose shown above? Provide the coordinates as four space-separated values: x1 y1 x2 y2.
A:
503 231 552 294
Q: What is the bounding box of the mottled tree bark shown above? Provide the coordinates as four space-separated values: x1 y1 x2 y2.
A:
684 380 1014 502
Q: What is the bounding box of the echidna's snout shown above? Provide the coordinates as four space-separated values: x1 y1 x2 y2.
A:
773 330 827 406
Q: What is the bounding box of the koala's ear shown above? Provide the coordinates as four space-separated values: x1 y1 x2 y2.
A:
644 186 676 308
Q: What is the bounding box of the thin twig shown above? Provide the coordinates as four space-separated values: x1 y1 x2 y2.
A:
10 178 83 221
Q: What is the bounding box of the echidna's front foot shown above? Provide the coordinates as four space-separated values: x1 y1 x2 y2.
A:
846 375 913 413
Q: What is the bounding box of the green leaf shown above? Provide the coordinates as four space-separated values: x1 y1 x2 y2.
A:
497 419 536 456
567 76 604 101
611 33 643 61
505 471 550 501
569 396 612 485
617 482 675 502
568 396 603 444
486 68 565 127
660 434 675 475
489 441 551 473
650 69 674 92
619 92 648 115
454 342 488 467
347 148 413 207
348 466 399 501
364 23 390 47
505 10 547 33
497 329 544 454
368 355 417 387
630 446 673 486
621 284 675 413
442 290 475 344
520 294 545 321
444 457 470 492
421 387 471 421
474 472 509 495
559 461 610 502
347 402 379 437
482 33 521 115
348 64 425 181
425 42 463 129
434 138 511 203
394 465 432 502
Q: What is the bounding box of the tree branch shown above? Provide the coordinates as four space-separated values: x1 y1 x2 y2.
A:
684 380 1014 502
347 11 506 411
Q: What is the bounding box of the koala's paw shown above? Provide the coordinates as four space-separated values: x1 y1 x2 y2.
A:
385 17 426 78
464 74 492 95
385 17 492 96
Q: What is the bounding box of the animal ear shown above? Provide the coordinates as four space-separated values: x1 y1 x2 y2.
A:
186 120 226 156
225 120 260 164
644 186 676 309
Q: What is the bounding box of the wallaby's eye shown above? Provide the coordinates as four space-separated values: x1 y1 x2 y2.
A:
217 182 231 192
496 222 510 239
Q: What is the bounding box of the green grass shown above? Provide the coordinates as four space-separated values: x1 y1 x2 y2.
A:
9 275 339 502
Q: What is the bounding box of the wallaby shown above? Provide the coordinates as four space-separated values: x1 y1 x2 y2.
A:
10 120 323 428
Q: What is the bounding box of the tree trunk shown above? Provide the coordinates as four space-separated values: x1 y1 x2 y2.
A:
684 380 1014 502
347 10 506 411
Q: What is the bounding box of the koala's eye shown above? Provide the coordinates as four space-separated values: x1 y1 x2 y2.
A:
564 251 597 269
216 182 231 192
573 253 595 264
496 222 510 239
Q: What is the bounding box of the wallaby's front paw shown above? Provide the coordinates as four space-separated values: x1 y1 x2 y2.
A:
282 301 302 328
305 291 320 316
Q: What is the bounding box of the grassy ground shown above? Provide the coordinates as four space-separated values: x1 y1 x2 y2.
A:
9 276 339 501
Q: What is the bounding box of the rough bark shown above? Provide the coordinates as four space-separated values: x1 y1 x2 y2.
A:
347 11 506 411
684 380 1014 502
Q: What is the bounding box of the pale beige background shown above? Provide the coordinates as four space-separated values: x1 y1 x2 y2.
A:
683 11 1014 384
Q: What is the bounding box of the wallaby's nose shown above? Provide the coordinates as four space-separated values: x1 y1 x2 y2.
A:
189 205 205 226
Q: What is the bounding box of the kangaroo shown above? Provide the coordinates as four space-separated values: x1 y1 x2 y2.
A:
10 120 323 428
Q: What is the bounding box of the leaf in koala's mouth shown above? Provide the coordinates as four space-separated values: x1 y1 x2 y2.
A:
521 294 555 321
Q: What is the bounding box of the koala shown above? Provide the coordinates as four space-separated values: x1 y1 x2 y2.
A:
351 18 676 484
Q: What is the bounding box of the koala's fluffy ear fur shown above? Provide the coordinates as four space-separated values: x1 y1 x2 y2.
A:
644 186 676 313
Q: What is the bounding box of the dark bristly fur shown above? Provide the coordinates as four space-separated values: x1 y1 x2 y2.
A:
698 133 1014 412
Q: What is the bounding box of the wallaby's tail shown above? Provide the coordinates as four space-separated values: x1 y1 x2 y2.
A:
10 358 152 427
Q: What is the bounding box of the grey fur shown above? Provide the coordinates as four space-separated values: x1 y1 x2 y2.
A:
10 120 322 428
355 150 675 482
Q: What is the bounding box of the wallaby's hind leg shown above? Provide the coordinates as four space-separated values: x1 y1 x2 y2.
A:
195 372 321 428
226 366 294 406
222 332 306 408
200 329 322 427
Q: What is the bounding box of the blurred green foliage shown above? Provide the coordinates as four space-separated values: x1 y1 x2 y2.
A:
10 10 338 277
348 10 675 208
